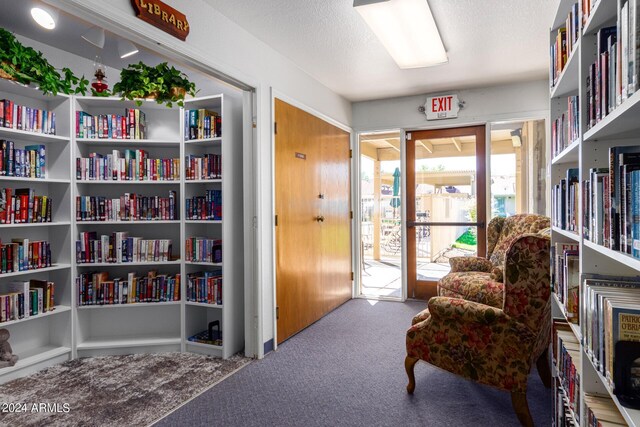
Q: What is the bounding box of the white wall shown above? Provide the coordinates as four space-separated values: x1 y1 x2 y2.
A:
47 0 353 355
352 80 549 132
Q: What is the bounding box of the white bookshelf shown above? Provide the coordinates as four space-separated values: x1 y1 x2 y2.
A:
0 79 74 383
0 86 243 382
550 1 640 425
182 95 244 359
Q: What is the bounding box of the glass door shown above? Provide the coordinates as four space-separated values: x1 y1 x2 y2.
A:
406 125 487 299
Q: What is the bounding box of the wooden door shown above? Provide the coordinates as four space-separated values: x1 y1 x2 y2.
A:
275 99 351 344
406 125 487 300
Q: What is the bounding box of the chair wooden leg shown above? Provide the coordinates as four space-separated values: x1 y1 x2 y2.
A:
511 392 533 427
405 356 418 394
536 347 552 388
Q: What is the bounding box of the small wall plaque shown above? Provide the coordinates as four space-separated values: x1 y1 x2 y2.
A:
131 0 190 41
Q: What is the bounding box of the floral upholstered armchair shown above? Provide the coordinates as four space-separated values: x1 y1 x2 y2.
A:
437 214 550 309
405 231 551 427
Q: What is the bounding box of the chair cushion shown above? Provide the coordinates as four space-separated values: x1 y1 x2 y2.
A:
438 272 504 308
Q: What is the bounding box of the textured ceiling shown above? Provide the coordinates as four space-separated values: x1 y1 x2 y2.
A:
203 0 556 102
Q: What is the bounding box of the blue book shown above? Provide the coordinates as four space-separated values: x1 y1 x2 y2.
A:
632 170 640 258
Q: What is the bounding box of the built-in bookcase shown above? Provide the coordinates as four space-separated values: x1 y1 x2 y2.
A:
550 1 640 425
0 79 74 383
0 84 243 383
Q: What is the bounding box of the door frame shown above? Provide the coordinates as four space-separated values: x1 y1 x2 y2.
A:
405 125 487 300
270 89 354 350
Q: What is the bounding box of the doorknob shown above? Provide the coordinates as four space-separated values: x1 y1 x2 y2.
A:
316 215 325 222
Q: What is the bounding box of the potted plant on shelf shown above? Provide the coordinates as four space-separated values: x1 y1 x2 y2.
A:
112 61 197 108
0 27 88 96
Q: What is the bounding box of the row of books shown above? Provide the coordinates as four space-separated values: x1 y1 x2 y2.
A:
553 321 581 425
0 188 52 224
185 190 222 220
76 109 147 139
583 394 626 426
185 237 222 264
76 150 180 181
552 242 580 323
76 231 173 264
0 100 56 135
186 270 222 305
75 192 177 222
0 141 46 178
581 146 640 256
586 1 640 130
0 239 51 273
582 275 640 390
185 154 221 180
76 271 180 306
551 25 569 89
185 109 221 140
552 168 579 232
0 279 54 323
552 96 580 159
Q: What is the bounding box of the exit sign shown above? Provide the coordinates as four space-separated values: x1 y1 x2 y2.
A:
425 94 460 120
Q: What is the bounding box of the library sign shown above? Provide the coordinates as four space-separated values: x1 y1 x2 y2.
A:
424 94 460 120
131 0 190 41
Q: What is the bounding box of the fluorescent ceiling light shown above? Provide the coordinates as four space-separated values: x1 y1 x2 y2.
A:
31 7 58 30
81 26 105 49
354 0 447 69
117 39 139 59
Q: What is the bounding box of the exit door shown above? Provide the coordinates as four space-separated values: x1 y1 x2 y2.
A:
406 125 487 300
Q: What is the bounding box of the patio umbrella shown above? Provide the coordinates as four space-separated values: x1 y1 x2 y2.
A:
390 167 401 208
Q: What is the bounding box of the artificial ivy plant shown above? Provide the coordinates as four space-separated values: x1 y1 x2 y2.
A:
112 61 197 108
0 27 88 96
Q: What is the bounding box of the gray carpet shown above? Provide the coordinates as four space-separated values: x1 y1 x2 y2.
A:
156 299 551 427
0 352 250 427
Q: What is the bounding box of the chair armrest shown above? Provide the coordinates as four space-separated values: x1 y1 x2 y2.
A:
427 296 506 324
503 234 551 332
449 257 493 273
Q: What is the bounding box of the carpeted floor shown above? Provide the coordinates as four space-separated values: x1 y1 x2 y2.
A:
157 299 552 427
0 352 250 427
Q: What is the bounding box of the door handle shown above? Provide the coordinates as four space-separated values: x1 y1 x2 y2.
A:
316 215 325 223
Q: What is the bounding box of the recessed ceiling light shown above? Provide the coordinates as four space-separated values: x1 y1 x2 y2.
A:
117 39 139 59
354 0 448 69
30 7 58 30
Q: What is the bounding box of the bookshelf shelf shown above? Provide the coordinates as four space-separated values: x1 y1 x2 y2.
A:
77 335 181 350
74 96 173 110
552 226 580 242
0 306 71 328
185 340 223 351
0 176 70 184
76 180 180 185
75 138 179 147
76 220 180 225
77 301 181 310
185 301 223 309
582 0 618 35
0 127 69 143
583 240 640 270
185 179 222 184
552 0 580 30
185 261 223 267
2 346 72 375
584 90 640 141
0 78 70 102
184 137 222 145
76 260 181 267
185 220 222 224
0 221 71 228
550 40 580 99
552 293 582 341
586 355 640 426
0 264 71 278
551 138 580 165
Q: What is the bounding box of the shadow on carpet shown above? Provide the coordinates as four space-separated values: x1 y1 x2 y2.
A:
0 352 250 427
